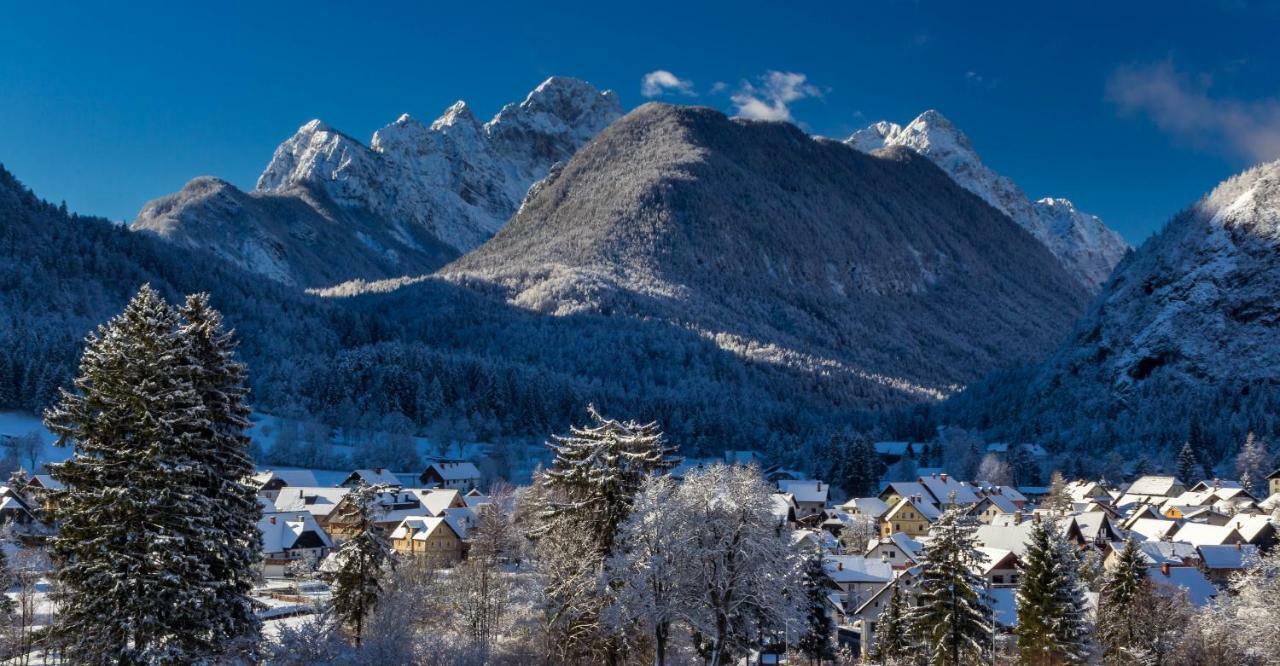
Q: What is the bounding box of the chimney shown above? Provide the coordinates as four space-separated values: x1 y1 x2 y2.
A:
932 472 938 479
1161 563 1170 576
269 516 277 525
838 562 843 571
817 481 823 492
1236 541 1242 551
940 473 948 482
375 467 383 475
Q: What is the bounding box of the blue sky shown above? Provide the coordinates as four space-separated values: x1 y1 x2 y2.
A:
2 1 1279 244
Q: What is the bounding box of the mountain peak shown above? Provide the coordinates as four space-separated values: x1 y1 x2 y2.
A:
430 101 477 130
1198 158 1280 237
845 111 1128 289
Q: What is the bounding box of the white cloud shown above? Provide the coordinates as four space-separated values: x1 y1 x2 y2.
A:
641 70 695 98
709 81 728 94
730 71 822 122
1107 61 1280 162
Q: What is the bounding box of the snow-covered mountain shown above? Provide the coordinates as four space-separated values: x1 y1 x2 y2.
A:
134 77 621 287
947 159 1280 466
846 111 1129 290
439 103 1090 405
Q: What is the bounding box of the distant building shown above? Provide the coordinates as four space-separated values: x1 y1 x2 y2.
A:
339 468 402 488
419 460 481 491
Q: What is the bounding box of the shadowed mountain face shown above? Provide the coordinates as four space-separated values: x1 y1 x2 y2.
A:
442 103 1090 406
945 159 1280 466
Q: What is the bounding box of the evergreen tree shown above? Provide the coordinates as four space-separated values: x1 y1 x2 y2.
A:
176 293 262 649
0 540 15 618
1015 519 1090 665
906 506 991 666
1176 441 1199 486
538 404 679 556
873 582 911 665
1187 414 1214 480
44 285 226 662
796 547 836 664
331 483 394 647
1096 538 1150 664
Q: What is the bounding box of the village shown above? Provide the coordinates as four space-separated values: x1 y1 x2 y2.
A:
1 432 1275 663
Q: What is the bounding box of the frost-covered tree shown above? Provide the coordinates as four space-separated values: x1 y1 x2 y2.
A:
534 406 679 662
604 474 685 666
1177 546 1280 664
675 464 800 666
332 483 395 647
1234 432 1271 496
1015 520 1090 665
176 292 262 649
976 454 1011 486
906 506 990 666
43 285 229 662
1096 538 1150 664
796 546 836 664
1043 471 1072 517
1176 440 1200 486
873 581 911 665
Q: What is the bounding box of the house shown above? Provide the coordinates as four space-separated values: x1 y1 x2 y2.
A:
1197 544 1258 584
839 497 890 520
975 518 1084 557
0 487 36 525
969 493 1019 524
1104 540 1197 570
252 469 320 500
1228 515 1277 548
1065 480 1113 503
1268 469 1280 497
339 468 402 488
880 495 939 538
864 533 923 569
823 556 895 622
918 472 980 506
848 570 921 660
770 494 798 526
389 515 465 567
873 441 915 465
259 511 334 577
419 460 482 491
778 480 829 519
974 548 1020 588
1072 512 1124 546
1117 475 1187 507
272 487 351 526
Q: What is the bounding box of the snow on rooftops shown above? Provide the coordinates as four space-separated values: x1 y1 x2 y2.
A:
1171 523 1242 547
390 515 458 541
273 487 350 518
873 441 913 456
1197 543 1258 570
1129 518 1180 541
918 472 980 505
423 460 481 481
840 497 890 518
1124 475 1184 498
1150 565 1217 607
254 469 320 488
777 479 829 504
1228 514 1275 542
823 555 894 584
259 511 331 555
341 468 403 487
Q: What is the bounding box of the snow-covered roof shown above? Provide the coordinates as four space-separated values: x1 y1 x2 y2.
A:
975 493 1019 515
389 515 459 542
1129 518 1180 541
272 487 350 518
918 473 980 506
413 488 464 516
777 479 829 504
343 468 402 487
884 496 941 522
1150 566 1217 607
259 511 332 554
253 469 320 489
423 461 481 482
874 441 912 456
840 497 890 518
1171 523 1242 547
974 519 1073 557
29 474 63 491
1124 475 1183 497
974 547 1018 575
1071 512 1116 542
1191 479 1243 492
823 555 894 584
1197 544 1257 570
868 532 925 561
1228 515 1275 543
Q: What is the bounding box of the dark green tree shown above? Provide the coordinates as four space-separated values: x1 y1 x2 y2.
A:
873 582 912 664
1096 538 1150 665
1015 520 1090 665
331 483 394 647
906 506 990 665
1176 440 1199 485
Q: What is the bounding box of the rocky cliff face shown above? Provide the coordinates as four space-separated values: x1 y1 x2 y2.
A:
847 111 1130 290
134 77 621 287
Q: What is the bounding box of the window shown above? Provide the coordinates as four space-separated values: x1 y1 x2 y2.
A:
993 575 1004 584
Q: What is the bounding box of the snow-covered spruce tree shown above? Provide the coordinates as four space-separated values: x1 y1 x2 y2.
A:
1235 432 1271 496
1095 538 1149 665
1175 441 1199 486
604 474 686 666
534 405 679 662
176 293 262 650
44 285 227 662
873 581 911 665
1014 519 1090 665
674 463 800 666
796 546 836 664
905 505 991 666
331 483 395 647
